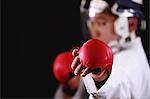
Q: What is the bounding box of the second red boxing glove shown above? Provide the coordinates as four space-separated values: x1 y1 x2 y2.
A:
53 52 75 84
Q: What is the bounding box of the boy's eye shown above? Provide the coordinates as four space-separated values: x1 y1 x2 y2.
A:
97 21 106 26
102 22 106 25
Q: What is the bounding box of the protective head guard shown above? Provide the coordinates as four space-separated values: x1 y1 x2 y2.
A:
80 0 146 48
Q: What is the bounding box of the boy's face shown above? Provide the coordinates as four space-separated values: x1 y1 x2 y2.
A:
88 12 119 43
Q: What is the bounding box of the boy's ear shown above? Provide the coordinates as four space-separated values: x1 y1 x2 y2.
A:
128 16 138 33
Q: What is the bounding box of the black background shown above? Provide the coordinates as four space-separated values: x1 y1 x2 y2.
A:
1 0 149 98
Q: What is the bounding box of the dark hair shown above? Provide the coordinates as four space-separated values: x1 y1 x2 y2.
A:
102 6 118 18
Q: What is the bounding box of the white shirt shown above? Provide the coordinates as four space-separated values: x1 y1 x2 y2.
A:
83 37 150 99
54 78 89 99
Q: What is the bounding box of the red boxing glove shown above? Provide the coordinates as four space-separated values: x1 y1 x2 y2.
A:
53 52 74 84
79 39 113 73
